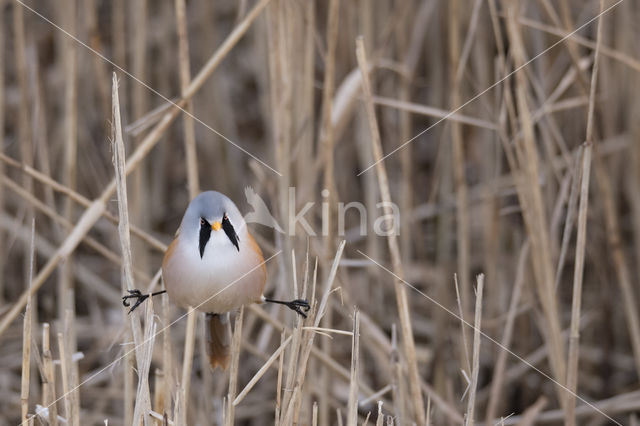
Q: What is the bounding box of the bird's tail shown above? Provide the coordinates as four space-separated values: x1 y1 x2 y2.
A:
205 313 231 370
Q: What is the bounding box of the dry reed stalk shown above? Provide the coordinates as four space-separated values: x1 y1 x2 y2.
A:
265 0 293 296
279 241 344 425
346 309 360 426
83 0 110 118
372 97 498 131
233 334 292 406
312 401 318 426
152 368 164 417
41 323 58 426
497 12 640 73
111 0 127 99
564 149 593 420
454 274 471 375
585 4 640 380
3 177 153 284
518 396 548 426
355 37 425 425
179 308 196 422
160 292 173 417
316 6 341 420
112 72 153 426
505 4 567 397
174 0 200 415
57 332 73 423
0 0 271 338
280 251 303 422
420 380 465 424
63 308 80 426
566 1 604 420
58 0 78 317
129 0 151 308
225 306 245 426
318 0 339 233
295 0 315 198
0 152 166 252
13 0 34 316
0 214 122 303
464 274 484 426
132 300 156 425
21 221 35 423
396 0 431 266
276 330 285 425
175 0 199 197
449 0 471 333
553 153 582 290
390 324 407 425
485 242 529 422
375 401 383 426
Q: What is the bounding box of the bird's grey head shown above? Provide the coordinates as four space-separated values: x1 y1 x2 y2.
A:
179 191 246 257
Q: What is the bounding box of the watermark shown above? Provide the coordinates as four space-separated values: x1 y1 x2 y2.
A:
243 186 400 237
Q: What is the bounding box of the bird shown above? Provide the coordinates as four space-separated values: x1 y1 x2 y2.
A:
123 191 309 370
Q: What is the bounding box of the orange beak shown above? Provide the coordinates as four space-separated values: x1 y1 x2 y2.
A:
212 221 222 231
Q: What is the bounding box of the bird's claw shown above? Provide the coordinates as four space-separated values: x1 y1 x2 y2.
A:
122 289 148 314
287 299 311 319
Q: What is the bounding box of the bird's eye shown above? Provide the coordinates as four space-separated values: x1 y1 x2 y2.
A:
200 218 206 226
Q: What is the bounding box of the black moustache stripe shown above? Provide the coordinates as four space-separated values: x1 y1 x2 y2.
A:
199 218 211 258
222 214 239 251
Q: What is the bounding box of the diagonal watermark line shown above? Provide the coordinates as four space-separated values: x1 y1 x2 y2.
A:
357 0 624 176
357 250 622 426
13 0 282 177
23 250 282 426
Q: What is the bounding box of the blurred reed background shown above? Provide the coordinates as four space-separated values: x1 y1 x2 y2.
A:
1 0 640 424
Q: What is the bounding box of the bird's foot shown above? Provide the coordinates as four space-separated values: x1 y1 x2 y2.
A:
265 298 311 318
122 289 167 314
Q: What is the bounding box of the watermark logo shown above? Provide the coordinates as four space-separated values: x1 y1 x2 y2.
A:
243 187 400 237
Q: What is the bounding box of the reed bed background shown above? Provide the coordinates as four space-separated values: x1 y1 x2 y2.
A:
1 0 640 424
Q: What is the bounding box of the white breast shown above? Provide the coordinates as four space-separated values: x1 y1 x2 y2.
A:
162 232 265 314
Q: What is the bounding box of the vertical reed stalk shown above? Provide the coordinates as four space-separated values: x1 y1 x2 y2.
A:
356 37 425 425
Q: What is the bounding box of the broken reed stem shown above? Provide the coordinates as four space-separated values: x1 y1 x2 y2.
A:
355 37 425 425
112 72 152 424
464 274 483 426
0 0 272 339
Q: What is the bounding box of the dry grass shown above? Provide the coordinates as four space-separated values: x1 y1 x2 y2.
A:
2 0 640 425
